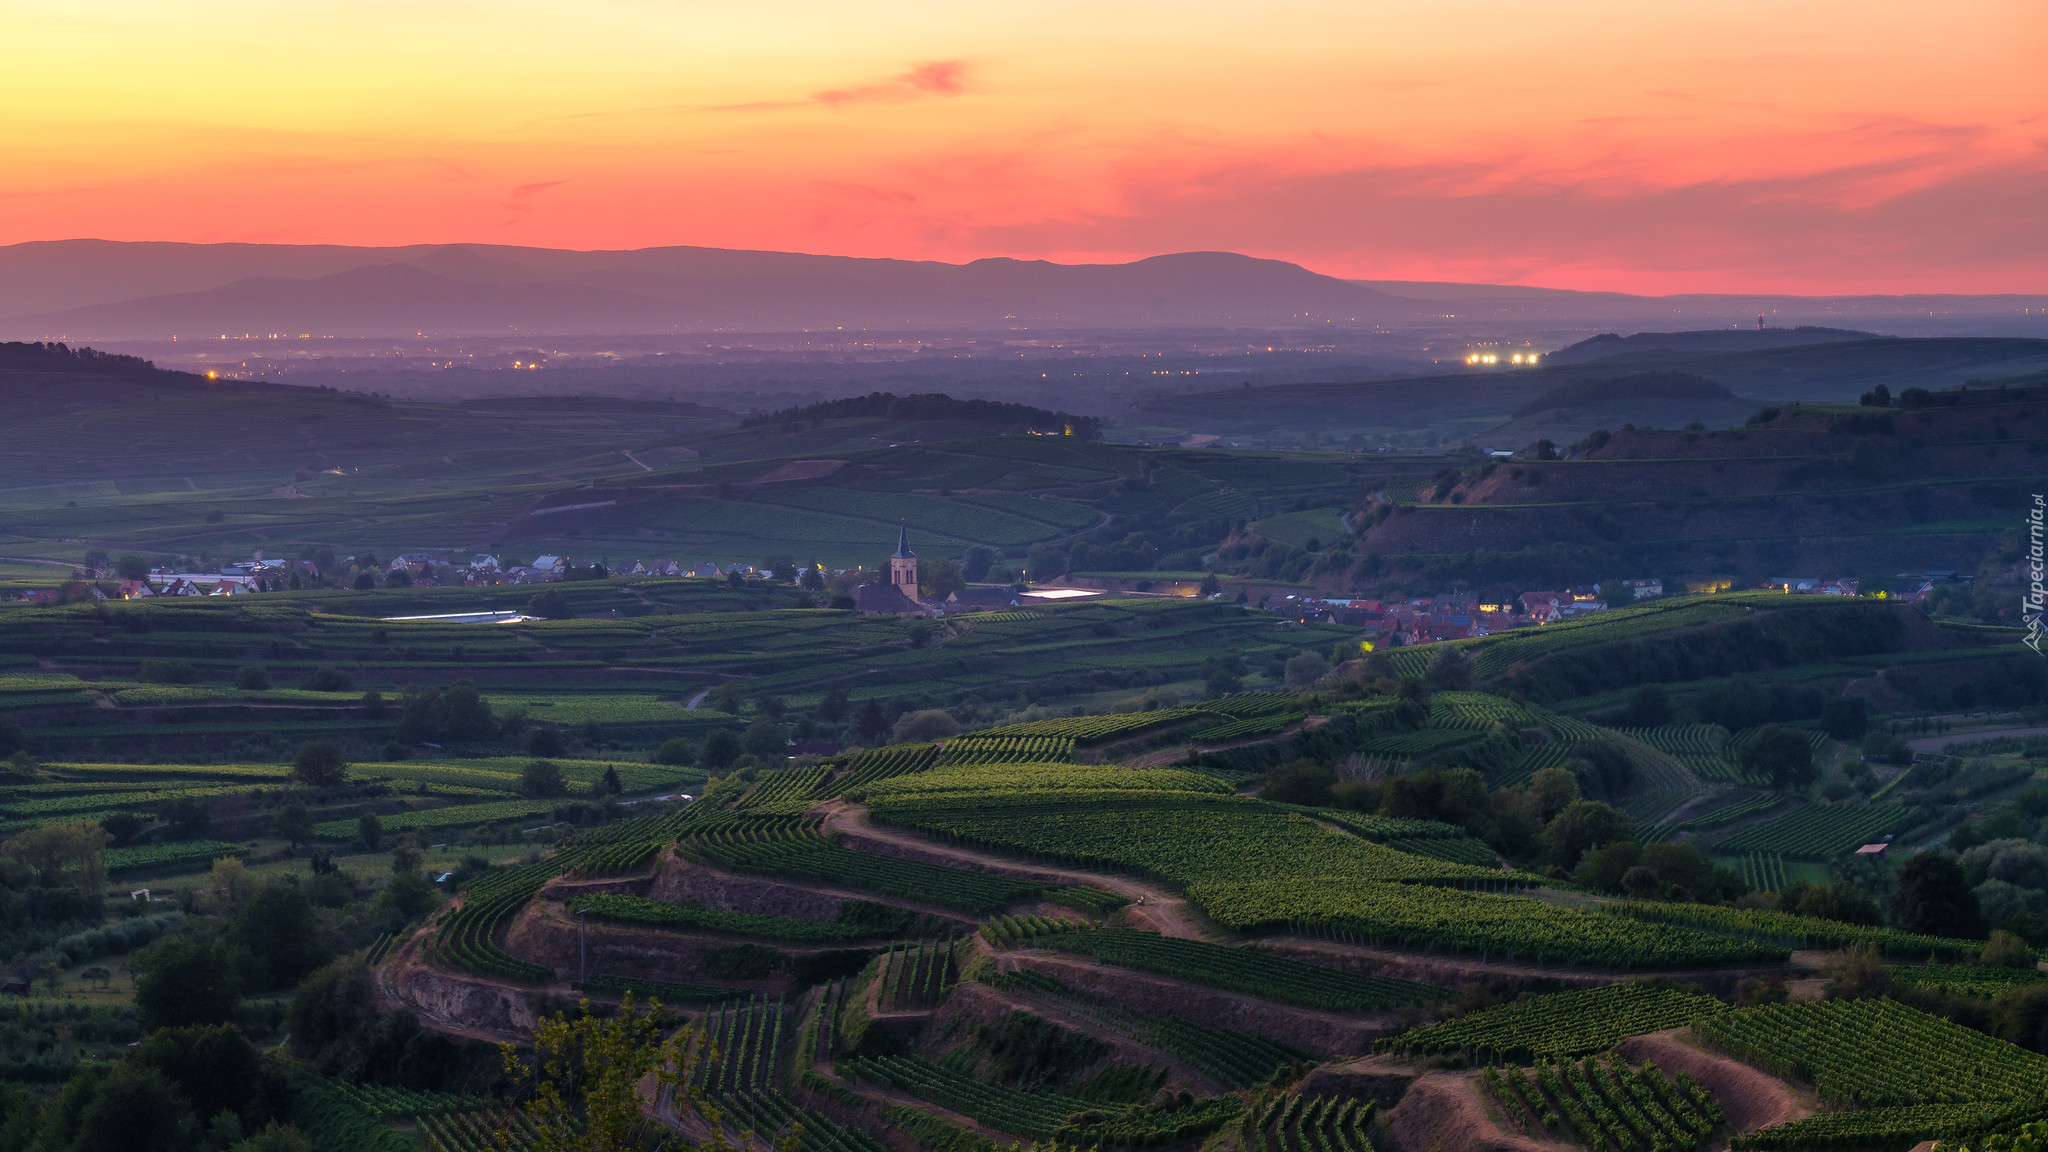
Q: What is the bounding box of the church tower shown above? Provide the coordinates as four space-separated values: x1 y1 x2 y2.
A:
890 522 919 594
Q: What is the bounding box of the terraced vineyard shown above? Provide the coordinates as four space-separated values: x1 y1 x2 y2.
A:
985 968 1306 1090
936 735 1075 765
840 1053 1089 1139
1486 1053 1725 1152
1715 802 1913 859
1699 999 2048 1149
1603 900 1989 961
676 818 1069 914
1015 926 1449 1011
1242 1093 1375 1152
1377 983 1727 1063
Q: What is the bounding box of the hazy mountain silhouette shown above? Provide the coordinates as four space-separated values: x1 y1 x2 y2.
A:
0 242 1419 338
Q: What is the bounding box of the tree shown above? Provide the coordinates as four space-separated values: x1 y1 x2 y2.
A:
890 710 958 745
440 681 496 740
1821 942 1892 1000
601 766 622 795
1542 800 1633 870
527 727 567 757
1984 929 2033 968
273 801 314 850
526 589 573 620
164 798 212 840
819 686 851 724
293 741 348 787
800 566 825 592
1618 684 1671 727
1261 759 1335 807
384 843 439 920
233 665 271 691
116 554 151 581
1 820 109 891
1527 767 1580 822
132 1023 259 1122
0 716 22 757
854 700 890 745
132 937 241 1030
1284 651 1330 689
70 1066 196 1152
301 665 353 692
209 857 256 906
741 718 789 760
352 572 378 590
1424 646 1473 691
357 811 382 850
1742 725 1817 791
1200 573 1222 598
653 738 695 766
507 994 707 1152
711 681 748 714
232 883 330 989
1821 695 1870 740
920 557 964 600
699 728 742 769
960 546 996 583
1890 852 1988 940
361 689 386 718
520 760 567 799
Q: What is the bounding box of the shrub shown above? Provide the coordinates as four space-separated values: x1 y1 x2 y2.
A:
293 741 348 787
233 665 271 691
654 738 695 766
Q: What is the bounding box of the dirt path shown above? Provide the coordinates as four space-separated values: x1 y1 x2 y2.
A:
1617 1028 1818 1136
818 801 1207 939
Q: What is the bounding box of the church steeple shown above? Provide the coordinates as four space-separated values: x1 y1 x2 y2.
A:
890 521 919 592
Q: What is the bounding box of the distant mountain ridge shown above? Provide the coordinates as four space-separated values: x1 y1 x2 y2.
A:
4 240 2046 341
0 242 1416 338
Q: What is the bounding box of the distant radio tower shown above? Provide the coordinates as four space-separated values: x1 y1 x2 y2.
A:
1757 314 1766 330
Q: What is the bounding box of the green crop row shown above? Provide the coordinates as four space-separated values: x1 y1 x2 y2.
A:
1377 982 1726 1063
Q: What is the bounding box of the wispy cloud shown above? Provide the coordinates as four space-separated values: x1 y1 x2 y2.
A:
814 61 966 106
501 179 570 227
702 60 970 113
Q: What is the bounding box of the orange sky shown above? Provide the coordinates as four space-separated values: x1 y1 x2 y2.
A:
3 0 2044 293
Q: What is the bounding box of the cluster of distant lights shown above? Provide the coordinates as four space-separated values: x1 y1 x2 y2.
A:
1466 352 1540 365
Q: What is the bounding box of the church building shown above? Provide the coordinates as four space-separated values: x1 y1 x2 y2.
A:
853 523 931 616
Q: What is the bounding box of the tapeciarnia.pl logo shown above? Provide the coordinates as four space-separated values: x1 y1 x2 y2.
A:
2028 493 2045 654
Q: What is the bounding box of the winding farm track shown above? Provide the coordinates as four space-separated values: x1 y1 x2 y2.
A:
816 800 1208 939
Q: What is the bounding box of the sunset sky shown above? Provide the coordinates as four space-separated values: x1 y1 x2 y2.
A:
3 0 2043 293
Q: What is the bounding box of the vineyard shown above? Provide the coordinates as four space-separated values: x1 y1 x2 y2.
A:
1890 964 2048 999
1241 1094 1375 1152
984 969 1305 1090
1016 927 1449 1012
676 819 1056 914
936 736 1076 766
313 798 559 839
1376 983 1727 1063
1715 803 1913 859
1484 1053 1725 1152
1698 999 2048 1149
1602 900 1990 961
1737 852 1789 894
840 1053 1089 1139
564 893 925 943
105 839 246 876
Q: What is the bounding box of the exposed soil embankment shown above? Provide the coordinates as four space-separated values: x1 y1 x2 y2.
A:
1379 1071 1569 1152
1617 1028 1818 1135
385 929 555 1042
926 980 1221 1097
1003 951 1392 1059
505 899 792 994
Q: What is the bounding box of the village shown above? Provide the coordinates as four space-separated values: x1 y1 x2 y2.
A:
11 529 1951 652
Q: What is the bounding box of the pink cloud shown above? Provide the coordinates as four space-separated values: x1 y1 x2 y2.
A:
813 61 967 107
